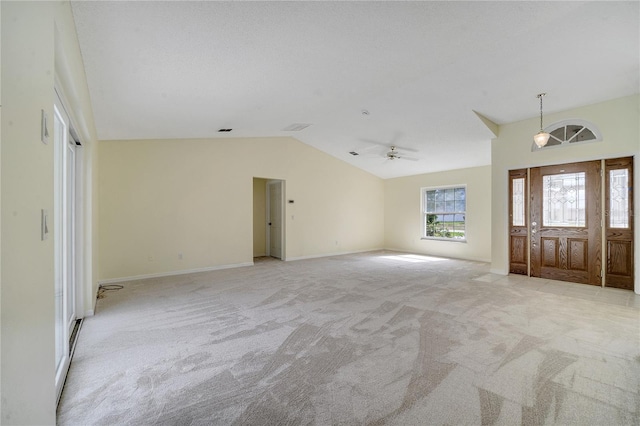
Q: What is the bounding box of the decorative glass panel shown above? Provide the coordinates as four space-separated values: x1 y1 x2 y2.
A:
543 172 586 227
609 169 629 228
512 177 525 226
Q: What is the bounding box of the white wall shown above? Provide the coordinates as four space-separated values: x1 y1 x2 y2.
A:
491 95 640 293
384 166 492 262
98 137 385 281
1 2 98 423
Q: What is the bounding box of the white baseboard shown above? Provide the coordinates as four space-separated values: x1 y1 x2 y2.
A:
490 268 508 276
84 309 95 317
286 248 383 262
98 262 254 285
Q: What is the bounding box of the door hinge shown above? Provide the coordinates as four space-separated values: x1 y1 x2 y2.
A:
599 168 603 177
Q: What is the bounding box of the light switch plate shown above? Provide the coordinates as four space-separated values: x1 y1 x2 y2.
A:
41 110 49 144
41 209 49 240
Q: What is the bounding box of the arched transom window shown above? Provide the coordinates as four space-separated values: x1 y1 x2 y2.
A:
532 119 602 151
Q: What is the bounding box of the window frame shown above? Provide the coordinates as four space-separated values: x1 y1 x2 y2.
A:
420 184 467 242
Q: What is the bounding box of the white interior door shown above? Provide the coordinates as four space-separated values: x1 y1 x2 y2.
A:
267 181 283 259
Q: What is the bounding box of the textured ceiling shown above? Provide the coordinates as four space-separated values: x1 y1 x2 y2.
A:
72 1 639 179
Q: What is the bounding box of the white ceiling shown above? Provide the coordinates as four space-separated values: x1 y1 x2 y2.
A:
71 1 639 179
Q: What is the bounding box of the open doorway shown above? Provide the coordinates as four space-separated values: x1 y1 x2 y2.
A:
253 178 285 261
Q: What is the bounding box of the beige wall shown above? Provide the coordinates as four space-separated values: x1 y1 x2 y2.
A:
98 137 384 281
491 95 640 292
253 178 267 257
384 166 492 262
1 1 98 423
2 4 55 423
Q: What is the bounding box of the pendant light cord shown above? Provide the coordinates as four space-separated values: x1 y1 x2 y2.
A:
538 93 546 132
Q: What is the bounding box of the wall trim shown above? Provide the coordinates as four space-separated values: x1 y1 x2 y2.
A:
286 248 383 262
98 262 254 285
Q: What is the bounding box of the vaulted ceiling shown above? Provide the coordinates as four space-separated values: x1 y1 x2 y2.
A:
72 1 639 178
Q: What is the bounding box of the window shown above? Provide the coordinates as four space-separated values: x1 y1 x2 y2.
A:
422 186 466 240
531 119 602 151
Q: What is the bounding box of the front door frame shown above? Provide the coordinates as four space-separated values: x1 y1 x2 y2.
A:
508 157 634 289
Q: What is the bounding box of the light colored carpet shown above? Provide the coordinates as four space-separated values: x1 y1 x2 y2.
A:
57 251 640 425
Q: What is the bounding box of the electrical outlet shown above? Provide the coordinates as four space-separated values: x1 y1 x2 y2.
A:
148 256 154 262
178 253 183 260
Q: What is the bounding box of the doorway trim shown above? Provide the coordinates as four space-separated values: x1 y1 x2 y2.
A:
265 179 286 260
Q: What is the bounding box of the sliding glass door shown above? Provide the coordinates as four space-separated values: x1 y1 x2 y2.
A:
53 92 78 401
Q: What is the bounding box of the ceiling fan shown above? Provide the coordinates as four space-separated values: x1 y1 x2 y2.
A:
350 137 420 162
384 145 419 161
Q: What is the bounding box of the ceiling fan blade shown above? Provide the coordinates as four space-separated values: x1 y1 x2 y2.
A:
388 133 419 153
358 137 419 153
400 155 420 161
394 145 418 153
358 138 388 147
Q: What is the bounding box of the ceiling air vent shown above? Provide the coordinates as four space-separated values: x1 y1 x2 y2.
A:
282 123 311 132
349 151 359 156
218 128 233 132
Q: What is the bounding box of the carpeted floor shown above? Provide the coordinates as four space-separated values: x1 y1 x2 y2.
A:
57 251 640 425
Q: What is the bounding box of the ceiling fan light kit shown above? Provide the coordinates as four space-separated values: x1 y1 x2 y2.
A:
385 146 419 161
387 147 400 160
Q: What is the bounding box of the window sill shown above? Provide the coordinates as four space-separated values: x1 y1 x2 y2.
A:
421 237 467 243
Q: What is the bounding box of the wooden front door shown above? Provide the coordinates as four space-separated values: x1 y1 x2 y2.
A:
530 160 602 285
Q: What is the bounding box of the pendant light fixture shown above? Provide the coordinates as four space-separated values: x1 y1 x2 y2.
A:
533 93 550 148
